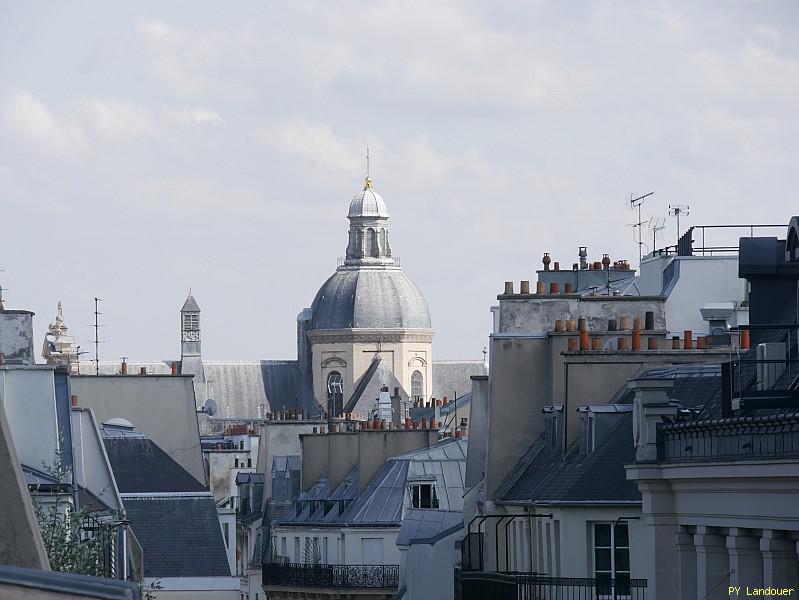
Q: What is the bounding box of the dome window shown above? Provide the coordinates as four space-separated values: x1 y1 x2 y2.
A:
327 371 344 418
411 370 424 401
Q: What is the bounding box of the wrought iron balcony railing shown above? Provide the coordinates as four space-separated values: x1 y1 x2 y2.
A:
263 562 399 589
458 570 647 600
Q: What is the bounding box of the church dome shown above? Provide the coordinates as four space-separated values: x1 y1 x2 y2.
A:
310 268 431 330
348 179 389 219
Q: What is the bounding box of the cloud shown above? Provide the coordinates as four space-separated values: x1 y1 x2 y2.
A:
2 90 89 157
161 106 224 127
1 90 225 158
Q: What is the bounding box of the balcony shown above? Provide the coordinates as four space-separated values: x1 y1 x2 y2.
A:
458 570 648 600
263 562 399 590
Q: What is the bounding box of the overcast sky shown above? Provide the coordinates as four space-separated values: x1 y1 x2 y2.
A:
1 1 798 362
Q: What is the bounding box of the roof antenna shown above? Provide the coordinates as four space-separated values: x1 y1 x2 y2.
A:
364 146 372 190
669 204 690 245
648 217 666 255
629 192 654 266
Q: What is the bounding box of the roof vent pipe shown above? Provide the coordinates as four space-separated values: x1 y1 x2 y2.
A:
632 329 641 351
566 319 576 332
683 330 693 350
618 337 629 351
672 336 680 350
554 319 564 332
648 337 659 350
577 318 587 332
579 330 589 351
591 337 602 351
504 281 514 295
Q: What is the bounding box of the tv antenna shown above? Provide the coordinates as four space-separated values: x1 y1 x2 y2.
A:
648 217 667 253
93 297 103 375
669 204 690 244
629 192 654 265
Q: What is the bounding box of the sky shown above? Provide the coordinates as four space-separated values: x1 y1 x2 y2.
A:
1 1 798 362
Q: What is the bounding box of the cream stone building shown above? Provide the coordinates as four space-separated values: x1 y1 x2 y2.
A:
306 175 434 417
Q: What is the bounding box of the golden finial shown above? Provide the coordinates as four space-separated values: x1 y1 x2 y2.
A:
363 146 372 190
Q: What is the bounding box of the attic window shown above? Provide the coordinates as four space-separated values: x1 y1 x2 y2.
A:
410 483 439 509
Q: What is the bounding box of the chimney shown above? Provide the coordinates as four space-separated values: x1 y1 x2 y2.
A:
644 311 655 330
568 338 579 351
591 337 602 351
542 253 551 271
672 336 680 350
504 281 514 295
608 319 617 332
553 261 560 271
628 378 677 462
579 330 589 351
740 329 750 350
121 361 128 375
171 361 178 375
631 329 641 351
617 336 629 351
554 319 564 332
536 281 546 294
683 330 693 350
647 337 659 350
566 319 576 332
520 280 530 294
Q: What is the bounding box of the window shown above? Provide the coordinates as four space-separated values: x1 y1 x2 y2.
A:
327 371 344 418
593 522 630 599
183 313 199 331
410 483 439 509
280 536 287 558
411 370 424 400
362 538 384 565
222 522 229 548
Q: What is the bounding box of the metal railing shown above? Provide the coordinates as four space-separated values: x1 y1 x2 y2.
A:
458 570 647 600
658 412 799 462
652 224 785 257
263 562 399 589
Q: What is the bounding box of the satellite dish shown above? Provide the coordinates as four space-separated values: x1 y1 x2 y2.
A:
203 398 218 417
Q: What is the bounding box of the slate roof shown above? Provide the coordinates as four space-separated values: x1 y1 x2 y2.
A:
285 439 467 527
310 268 432 330
0 565 140 600
123 495 231 578
501 414 639 505
180 294 200 312
499 364 723 506
396 509 463 546
102 437 206 494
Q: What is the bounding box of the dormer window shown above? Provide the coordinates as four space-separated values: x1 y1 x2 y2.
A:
410 482 439 509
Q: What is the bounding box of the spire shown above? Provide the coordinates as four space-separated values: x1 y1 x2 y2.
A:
364 146 372 190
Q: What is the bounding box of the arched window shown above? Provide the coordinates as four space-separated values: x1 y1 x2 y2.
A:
379 229 387 257
365 228 377 258
327 371 344 418
411 370 424 400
